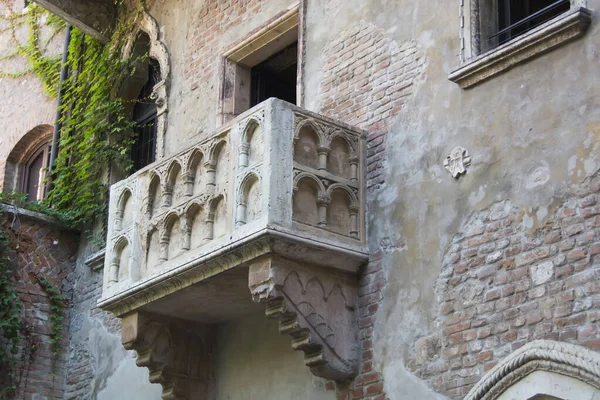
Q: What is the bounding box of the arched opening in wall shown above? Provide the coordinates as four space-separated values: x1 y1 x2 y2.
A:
211 196 227 239
238 174 261 225
166 160 183 206
213 141 229 192
165 213 183 260
327 188 352 235
148 173 161 216
116 189 133 231
294 124 320 169
244 121 263 167
119 32 161 174
293 177 319 226
186 203 206 249
187 149 204 196
4 125 53 201
328 136 352 179
146 227 160 272
465 341 600 400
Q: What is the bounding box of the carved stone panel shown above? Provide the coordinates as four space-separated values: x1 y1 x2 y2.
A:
248 255 359 381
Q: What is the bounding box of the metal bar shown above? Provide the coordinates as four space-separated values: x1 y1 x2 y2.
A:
48 24 71 178
490 0 569 40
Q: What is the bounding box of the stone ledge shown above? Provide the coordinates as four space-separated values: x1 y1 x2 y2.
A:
84 248 106 271
449 7 592 89
0 203 79 232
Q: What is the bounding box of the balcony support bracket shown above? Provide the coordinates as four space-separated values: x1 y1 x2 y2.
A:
121 312 214 400
248 255 359 381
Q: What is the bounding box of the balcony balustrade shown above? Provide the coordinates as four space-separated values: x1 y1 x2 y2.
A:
98 98 368 388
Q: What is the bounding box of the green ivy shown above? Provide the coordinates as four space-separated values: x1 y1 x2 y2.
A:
0 192 78 230
1 1 147 226
0 212 21 399
36 276 66 376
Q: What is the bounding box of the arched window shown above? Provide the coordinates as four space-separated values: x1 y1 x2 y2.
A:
21 141 52 201
3 124 53 201
131 59 160 172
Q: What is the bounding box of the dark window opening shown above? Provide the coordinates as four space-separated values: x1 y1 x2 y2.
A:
22 143 51 201
131 60 160 173
250 43 297 107
484 0 570 51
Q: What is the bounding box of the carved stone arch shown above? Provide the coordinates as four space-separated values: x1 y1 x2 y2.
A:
238 118 264 168
115 187 133 231
326 131 356 154
240 117 263 144
181 148 204 197
122 8 171 160
293 172 326 194
160 211 181 261
147 171 162 216
206 194 227 240
465 340 600 400
327 133 358 180
145 222 161 271
3 124 53 198
164 159 183 207
109 236 131 285
326 183 359 207
293 174 327 227
327 184 360 238
236 172 261 226
206 139 229 166
294 119 327 147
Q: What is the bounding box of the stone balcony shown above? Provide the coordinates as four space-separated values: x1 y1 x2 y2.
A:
98 99 367 392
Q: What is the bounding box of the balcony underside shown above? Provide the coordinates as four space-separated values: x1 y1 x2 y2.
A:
33 0 116 42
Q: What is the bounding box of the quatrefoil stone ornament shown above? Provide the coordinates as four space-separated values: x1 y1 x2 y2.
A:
444 146 471 178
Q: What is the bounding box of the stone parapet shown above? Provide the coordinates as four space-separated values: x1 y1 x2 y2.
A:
99 99 368 389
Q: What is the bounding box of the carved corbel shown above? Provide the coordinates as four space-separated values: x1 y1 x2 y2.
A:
121 312 213 400
248 256 359 381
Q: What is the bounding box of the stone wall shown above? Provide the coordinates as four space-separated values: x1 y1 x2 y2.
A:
0 206 78 400
0 0 62 191
410 175 600 398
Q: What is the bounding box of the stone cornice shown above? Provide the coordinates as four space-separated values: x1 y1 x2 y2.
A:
98 227 368 317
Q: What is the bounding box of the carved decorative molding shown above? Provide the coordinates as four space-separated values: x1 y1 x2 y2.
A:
444 146 471 178
121 312 213 400
465 340 600 400
248 256 358 381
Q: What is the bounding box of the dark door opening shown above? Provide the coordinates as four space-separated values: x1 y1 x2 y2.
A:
250 43 297 107
131 60 160 173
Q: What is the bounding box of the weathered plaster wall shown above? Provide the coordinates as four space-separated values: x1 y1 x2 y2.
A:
63 240 162 399
214 313 336 400
299 0 600 398
0 0 61 190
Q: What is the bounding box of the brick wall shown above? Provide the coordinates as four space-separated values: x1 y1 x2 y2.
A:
0 207 78 400
318 21 425 190
407 175 600 398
